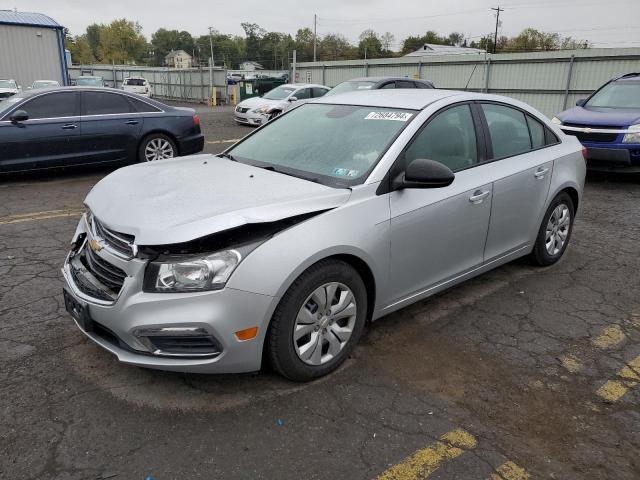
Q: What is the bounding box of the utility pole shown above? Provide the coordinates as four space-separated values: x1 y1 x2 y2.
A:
313 14 317 62
491 6 503 54
208 27 215 66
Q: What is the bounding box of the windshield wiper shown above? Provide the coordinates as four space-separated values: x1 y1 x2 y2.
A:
259 165 319 183
217 152 236 161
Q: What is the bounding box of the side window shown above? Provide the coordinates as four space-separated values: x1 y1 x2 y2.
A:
293 88 310 100
526 115 545 149
404 104 478 172
128 97 161 113
415 81 432 89
82 92 132 115
396 80 415 89
21 92 77 119
379 82 396 89
482 104 532 158
312 87 329 98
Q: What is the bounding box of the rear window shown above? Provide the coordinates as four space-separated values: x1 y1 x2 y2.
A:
124 78 147 86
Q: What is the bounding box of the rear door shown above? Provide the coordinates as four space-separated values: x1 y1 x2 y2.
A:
0 91 81 172
478 102 556 261
80 91 143 164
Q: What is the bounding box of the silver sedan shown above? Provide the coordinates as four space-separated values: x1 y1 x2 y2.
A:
62 89 586 381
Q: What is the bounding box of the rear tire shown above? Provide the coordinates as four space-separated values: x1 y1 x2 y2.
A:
530 192 575 266
138 133 177 162
267 259 367 382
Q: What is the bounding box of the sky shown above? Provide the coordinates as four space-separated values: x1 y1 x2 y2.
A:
3 0 640 50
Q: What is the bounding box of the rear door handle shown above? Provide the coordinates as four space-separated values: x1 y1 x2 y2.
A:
125 120 139 125
61 124 77 130
534 167 550 179
469 190 490 204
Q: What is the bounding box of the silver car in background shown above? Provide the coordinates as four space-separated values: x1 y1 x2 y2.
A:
62 90 585 381
234 83 330 126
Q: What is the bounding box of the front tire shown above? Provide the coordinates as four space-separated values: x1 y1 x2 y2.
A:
267 260 367 382
530 192 575 266
138 133 177 162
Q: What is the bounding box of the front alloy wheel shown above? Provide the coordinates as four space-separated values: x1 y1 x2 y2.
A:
267 259 367 381
294 282 357 366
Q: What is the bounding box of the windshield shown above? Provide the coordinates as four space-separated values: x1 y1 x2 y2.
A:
76 77 102 86
228 104 415 186
0 80 17 89
0 96 24 117
586 81 640 108
325 81 376 97
32 81 58 88
263 85 296 100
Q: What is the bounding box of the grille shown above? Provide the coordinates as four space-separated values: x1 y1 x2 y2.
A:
93 217 135 258
147 336 222 356
82 245 127 292
562 124 621 143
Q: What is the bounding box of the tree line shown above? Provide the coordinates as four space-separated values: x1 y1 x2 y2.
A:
64 19 589 68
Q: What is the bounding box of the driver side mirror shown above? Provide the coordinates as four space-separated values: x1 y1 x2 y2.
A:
576 98 586 107
392 159 455 190
288 96 298 102
9 110 29 123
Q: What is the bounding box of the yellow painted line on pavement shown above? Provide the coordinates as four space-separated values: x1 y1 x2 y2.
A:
376 429 477 480
592 325 626 349
206 138 241 145
0 209 84 225
596 355 640 402
490 461 530 480
560 354 582 374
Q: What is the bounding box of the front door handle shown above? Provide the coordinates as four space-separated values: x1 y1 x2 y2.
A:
61 124 77 130
125 120 139 125
469 190 490 204
534 167 550 179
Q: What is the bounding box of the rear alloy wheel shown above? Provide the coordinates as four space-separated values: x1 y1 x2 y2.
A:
530 192 575 266
267 260 367 381
139 134 176 162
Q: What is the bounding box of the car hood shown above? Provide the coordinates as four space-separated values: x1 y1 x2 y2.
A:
0 87 18 94
237 96 285 109
84 154 351 246
557 106 640 127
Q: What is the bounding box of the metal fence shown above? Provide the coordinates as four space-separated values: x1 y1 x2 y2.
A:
68 64 228 103
293 48 640 117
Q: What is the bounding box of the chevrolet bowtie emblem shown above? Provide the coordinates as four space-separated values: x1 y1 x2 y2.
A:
89 238 103 252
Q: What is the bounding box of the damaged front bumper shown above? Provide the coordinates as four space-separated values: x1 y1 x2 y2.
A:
61 214 279 374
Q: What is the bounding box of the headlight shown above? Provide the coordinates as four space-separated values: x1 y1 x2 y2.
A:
623 124 640 143
144 243 259 293
251 105 270 114
551 116 562 125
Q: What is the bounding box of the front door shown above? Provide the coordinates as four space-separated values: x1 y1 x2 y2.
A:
388 104 493 306
0 91 81 172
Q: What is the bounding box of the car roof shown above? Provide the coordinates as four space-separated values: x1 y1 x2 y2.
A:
310 89 465 110
281 83 328 89
613 73 640 83
341 76 431 83
77 75 101 79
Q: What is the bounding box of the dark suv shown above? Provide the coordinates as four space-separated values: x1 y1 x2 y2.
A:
553 73 640 172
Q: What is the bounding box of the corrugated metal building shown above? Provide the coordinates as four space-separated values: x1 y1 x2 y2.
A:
0 10 68 87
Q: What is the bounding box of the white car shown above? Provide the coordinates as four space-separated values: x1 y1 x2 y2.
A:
30 80 60 89
0 79 20 99
234 83 329 126
122 77 152 98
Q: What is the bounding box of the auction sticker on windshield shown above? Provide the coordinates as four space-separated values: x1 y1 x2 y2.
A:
365 111 413 121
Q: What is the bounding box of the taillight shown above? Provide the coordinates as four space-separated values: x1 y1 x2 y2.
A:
582 146 588 162
193 114 200 127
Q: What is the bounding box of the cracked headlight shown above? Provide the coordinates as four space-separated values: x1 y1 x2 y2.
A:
551 116 562 125
144 243 259 293
251 105 270 114
623 124 640 144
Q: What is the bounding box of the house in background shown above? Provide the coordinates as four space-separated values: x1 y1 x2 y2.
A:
239 61 264 71
404 44 484 56
165 50 192 68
